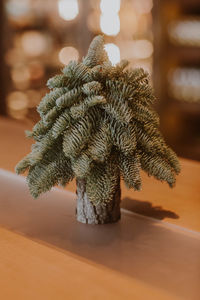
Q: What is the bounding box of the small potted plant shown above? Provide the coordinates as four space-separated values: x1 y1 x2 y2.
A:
16 35 180 224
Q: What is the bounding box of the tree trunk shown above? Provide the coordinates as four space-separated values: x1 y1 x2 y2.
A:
76 178 121 224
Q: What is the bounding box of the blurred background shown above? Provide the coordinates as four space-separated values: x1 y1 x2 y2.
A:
0 0 199 161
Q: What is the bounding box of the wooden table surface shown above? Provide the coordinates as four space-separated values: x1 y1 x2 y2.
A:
0 226 183 300
0 116 200 300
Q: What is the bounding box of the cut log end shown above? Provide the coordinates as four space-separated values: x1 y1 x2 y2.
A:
76 178 121 224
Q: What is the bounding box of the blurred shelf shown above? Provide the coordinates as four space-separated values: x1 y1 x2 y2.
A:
168 100 200 115
153 0 200 161
168 45 200 63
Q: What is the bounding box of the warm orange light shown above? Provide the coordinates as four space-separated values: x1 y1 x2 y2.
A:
134 0 153 14
7 91 29 119
11 65 30 84
21 31 47 56
132 40 153 59
58 46 79 65
121 40 153 60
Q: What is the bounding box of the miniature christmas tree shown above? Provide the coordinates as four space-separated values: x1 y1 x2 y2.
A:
16 35 180 224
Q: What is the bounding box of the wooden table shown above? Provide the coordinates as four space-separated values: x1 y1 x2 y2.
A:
0 117 200 300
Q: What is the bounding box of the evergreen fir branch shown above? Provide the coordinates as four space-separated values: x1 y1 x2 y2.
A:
63 109 98 157
119 152 141 190
43 106 60 125
47 75 69 89
26 120 49 140
71 152 92 178
140 152 176 187
62 61 90 83
16 136 62 174
27 152 74 198
135 123 180 174
86 65 104 82
88 64 122 81
56 87 82 108
26 131 59 167
25 130 44 142
82 81 102 96
70 95 106 119
110 120 136 155
87 121 112 162
103 96 133 124
56 155 74 186
100 62 119 78
69 102 88 119
85 95 106 106
130 84 156 106
51 109 71 139
163 146 181 175
83 35 109 67
86 156 119 204
124 68 149 86
106 79 132 99
38 88 68 116
15 154 32 174
131 103 160 126
135 123 163 153
115 59 129 71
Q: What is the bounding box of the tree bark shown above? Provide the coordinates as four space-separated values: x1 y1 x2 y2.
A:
76 178 121 224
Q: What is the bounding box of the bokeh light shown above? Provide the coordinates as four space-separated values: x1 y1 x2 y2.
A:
100 0 120 14
134 0 153 15
6 0 31 18
58 0 79 21
100 13 120 36
168 19 200 46
11 64 30 89
104 43 120 65
132 40 153 59
169 68 200 102
21 31 48 56
100 0 120 36
7 91 29 119
120 9 138 38
120 40 153 60
58 46 79 65
3 0 154 123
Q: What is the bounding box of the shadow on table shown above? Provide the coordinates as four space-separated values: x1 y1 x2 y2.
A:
121 197 179 220
0 170 200 300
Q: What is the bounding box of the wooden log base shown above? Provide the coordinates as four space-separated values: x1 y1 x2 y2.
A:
76 179 121 224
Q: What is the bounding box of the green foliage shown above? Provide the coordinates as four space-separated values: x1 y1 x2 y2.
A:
86 154 120 204
16 35 180 202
